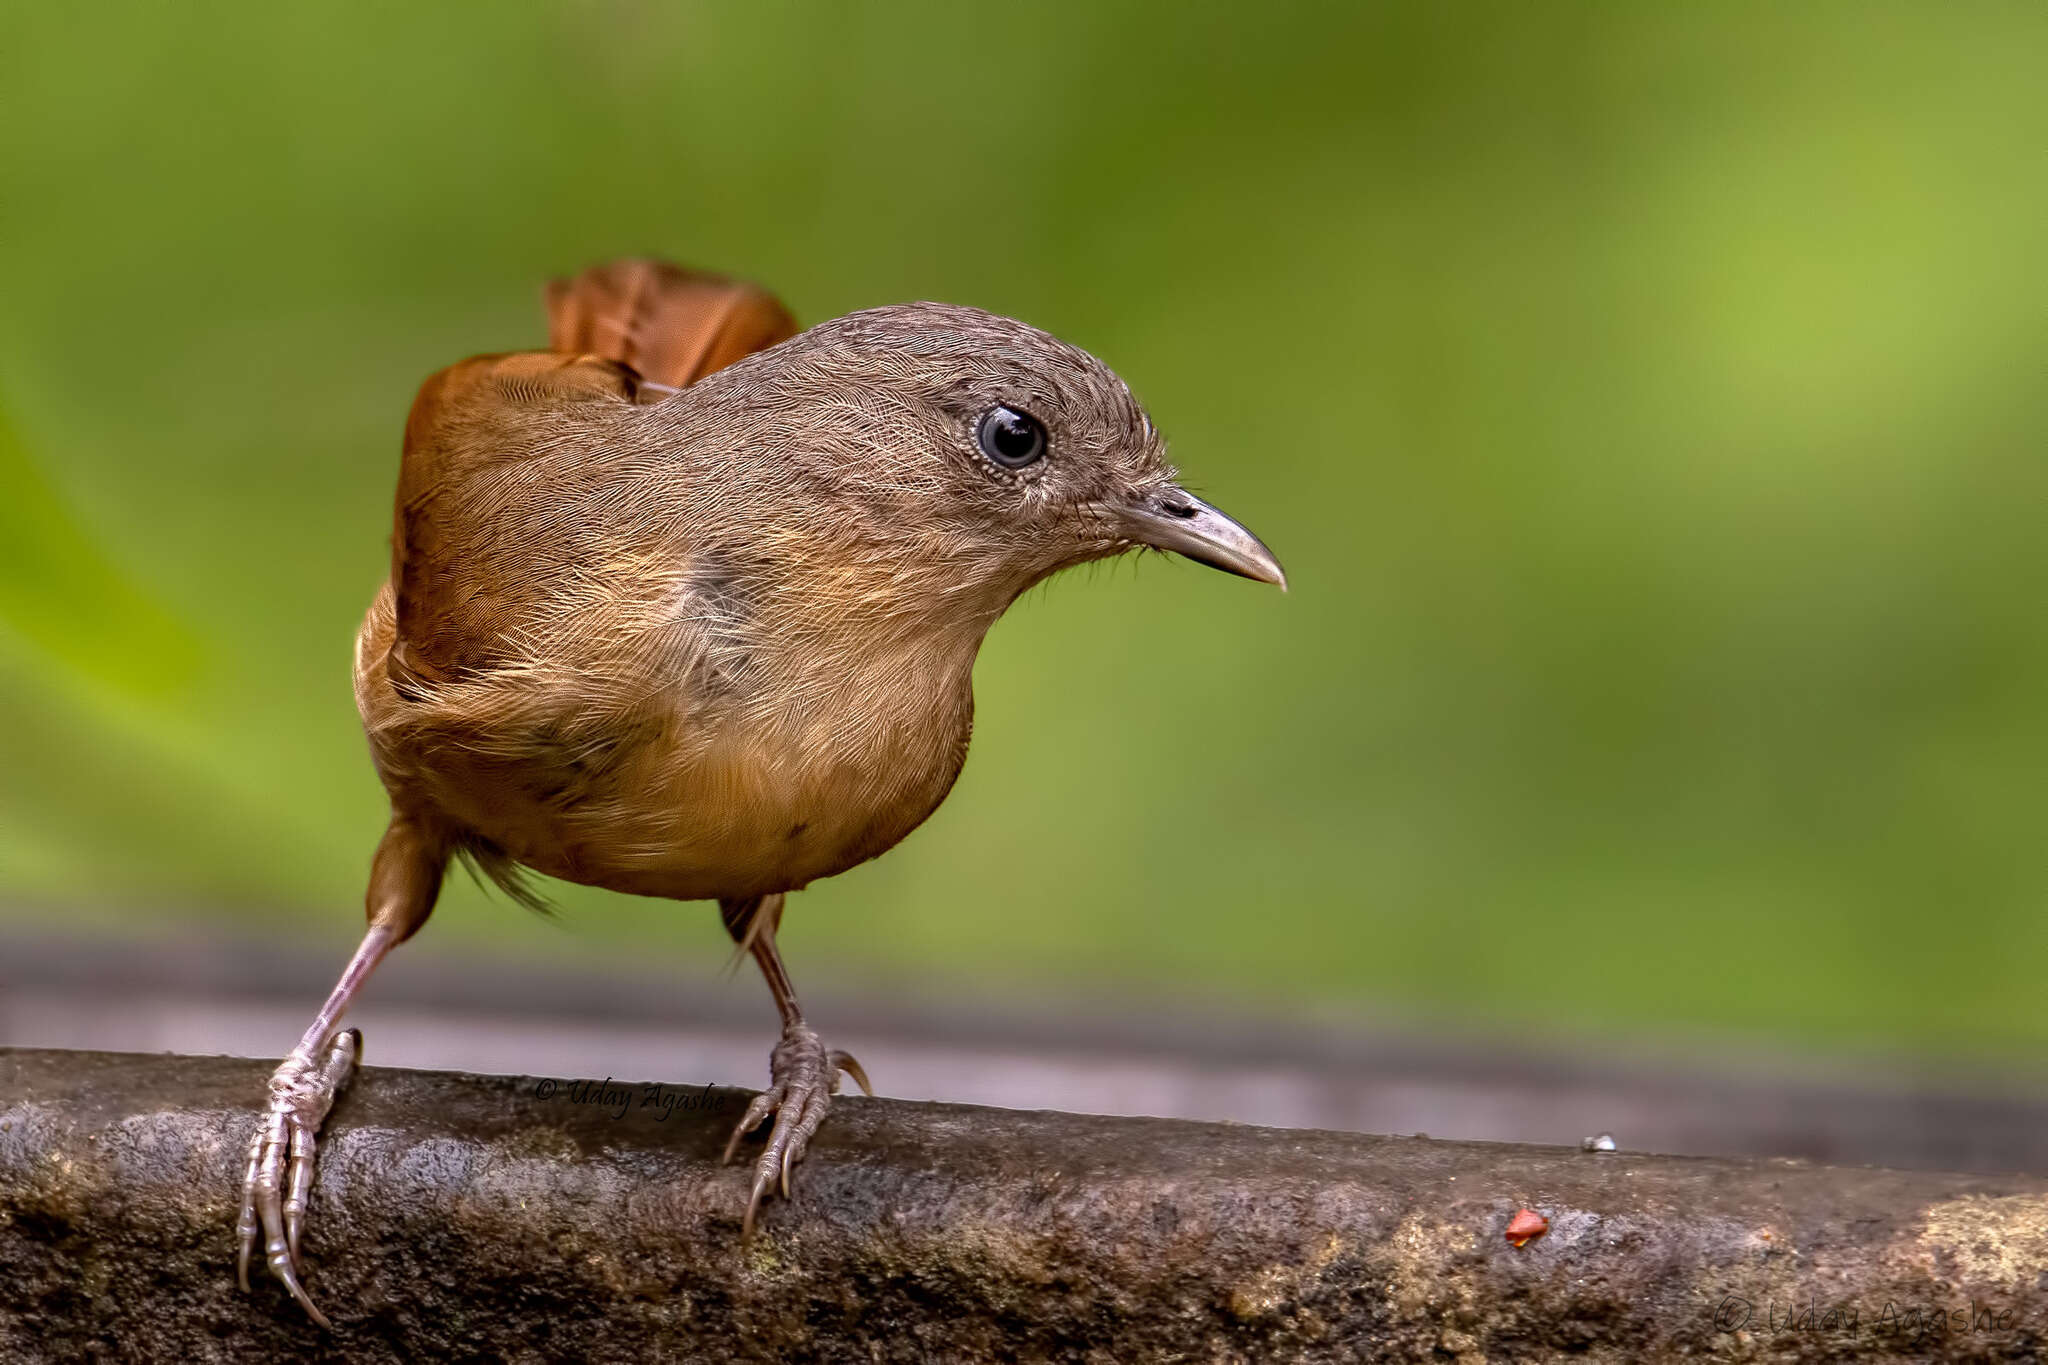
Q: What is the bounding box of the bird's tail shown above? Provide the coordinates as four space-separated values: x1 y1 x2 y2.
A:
543 258 798 391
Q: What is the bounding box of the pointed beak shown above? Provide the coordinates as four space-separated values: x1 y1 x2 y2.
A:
1108 486 1287 590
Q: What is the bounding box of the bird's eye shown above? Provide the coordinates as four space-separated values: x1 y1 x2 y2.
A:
975 405 1047 469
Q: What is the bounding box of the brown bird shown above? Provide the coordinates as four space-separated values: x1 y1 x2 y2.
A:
236 258 1285 1325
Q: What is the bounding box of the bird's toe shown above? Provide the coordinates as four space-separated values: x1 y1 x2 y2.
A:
728 1023 862 1238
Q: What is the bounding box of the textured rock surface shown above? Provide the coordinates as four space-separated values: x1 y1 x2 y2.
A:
3 1046 2046 1362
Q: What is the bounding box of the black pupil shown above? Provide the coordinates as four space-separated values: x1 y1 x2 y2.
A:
981 407 1044 467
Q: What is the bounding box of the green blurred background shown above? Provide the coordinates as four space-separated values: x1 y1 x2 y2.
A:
3 3 2043 1058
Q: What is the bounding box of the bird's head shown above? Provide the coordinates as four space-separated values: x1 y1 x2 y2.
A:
707 303 1284 618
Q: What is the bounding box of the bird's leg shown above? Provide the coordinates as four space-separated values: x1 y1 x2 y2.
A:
237 817 443 1327
719 893 871 1238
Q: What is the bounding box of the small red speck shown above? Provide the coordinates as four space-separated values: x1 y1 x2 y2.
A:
1505 1208 1549 1247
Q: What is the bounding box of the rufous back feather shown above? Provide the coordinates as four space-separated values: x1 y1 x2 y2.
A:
544 259 798 391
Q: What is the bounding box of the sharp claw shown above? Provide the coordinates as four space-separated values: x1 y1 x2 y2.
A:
742 1161 776 1242
722 1090 777 1165
829 1049 872 1097
786 1121 815 1175
273 1254 333 1331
